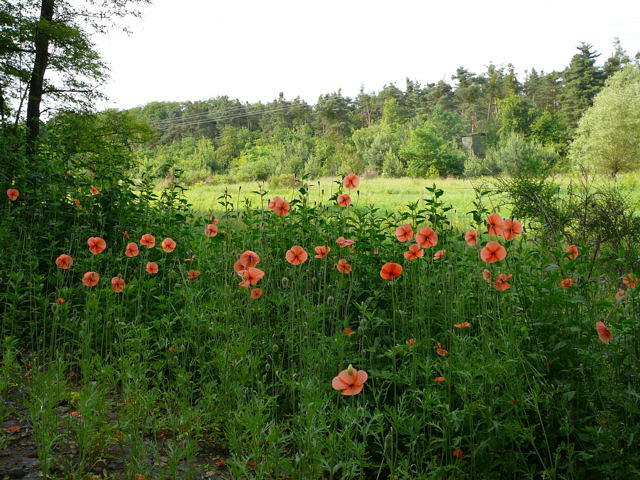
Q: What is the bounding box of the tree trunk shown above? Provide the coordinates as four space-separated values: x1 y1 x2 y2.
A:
26 0 55 157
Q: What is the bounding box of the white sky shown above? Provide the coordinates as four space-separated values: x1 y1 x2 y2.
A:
94 0 640 109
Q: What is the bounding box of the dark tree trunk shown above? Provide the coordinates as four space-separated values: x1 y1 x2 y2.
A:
26 0 55 157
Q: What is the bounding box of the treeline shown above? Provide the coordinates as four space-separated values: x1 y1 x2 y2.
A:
129 41 637 183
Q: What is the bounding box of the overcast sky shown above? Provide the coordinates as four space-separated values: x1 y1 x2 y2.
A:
93 0 640 109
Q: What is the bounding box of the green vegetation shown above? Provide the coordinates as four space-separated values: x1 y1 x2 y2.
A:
2 1 640 479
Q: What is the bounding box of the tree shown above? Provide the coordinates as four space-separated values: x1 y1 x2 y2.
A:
560 43 606 128
603 38 631 78
570 66 640 175
1 0 149 156
400 121 465 177
498 93 539 136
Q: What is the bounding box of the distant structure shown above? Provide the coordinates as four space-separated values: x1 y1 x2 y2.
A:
461 132 486 158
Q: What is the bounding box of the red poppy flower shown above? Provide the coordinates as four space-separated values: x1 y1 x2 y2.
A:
494 273 513 291
331 364 368 396
416 227 438 248
623 274 637 289
565 245 579 260
337 194 351 207
6 189 19 201
239 250 261 268
404 244 424 260
561 278 573 289
480 241 507 263
57 298 65 304
336 237 355 247
454 322 471 328
482 269 491 283
74 198 83 210
123 231 130 239
615 289 626 300
125 242 139 257
239 267 265 287
435 376 445 383
595 321 612 343
337 258 352 274
55 254 73 270
464 229 477 246
161 238 176 253
487 213 504 236
90 185 100 195
140 234 155 248
205 224 218 237
5 425 21 432
286 245 308 265
406 338 416 346
344 327 354 336
187 269 199 279
111 276 125 293
433 249 446 260
82 271 100 287
453 448 464 459
395 224 413 242
343 173 360 190
436 342 447 356
87 237 106 255
314 246 330 258
268 196 290 216
502 219 522 241
70 411 80 417
380 262 403 280
146 262 159 274
250 288 263 299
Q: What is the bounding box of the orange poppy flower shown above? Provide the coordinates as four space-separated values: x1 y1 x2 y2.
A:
464 229 477 246
146 262 159 274
453 448 464 459
161 238 176 253
268 196 290 216
480 241 507 263
70 411 80 417
494 273 513 291
416 227 438 248
436 342 447 356
331 364 368 396
123 231 130 239
435 376 445 383
615 289 626 300
240 250 261 268
337 258 352 274
337 194 351 207
595 321 612 343
57 298 65 304
87 237 106 255
336 236 355 247
82 271 100 287
380 262 403 280
487 213 504 236
565 245 579 260
406 338 416 346
74 198 83 210
314 246 330 258
140 234 155 248
395 224 413 242
250 288 263 299
111 276 125 293
404 243 424 260
205 224 218 237
187 269 200 279
433 249 446 260
239 267 265 287
90 185 100 195
502 219 522 241
6 189 19 201
454 322 471 328
561 278 573 289
6 425 21 432
344 327 354 336
286 245 308 265
623 274 637 289
125 242 139 257
55 254 73 270
482 269 491 283
343 173 360 190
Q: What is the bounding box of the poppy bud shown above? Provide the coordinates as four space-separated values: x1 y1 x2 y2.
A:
272 344 279 352
326 296 334 305
281 277 289 288
384 433 393 450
